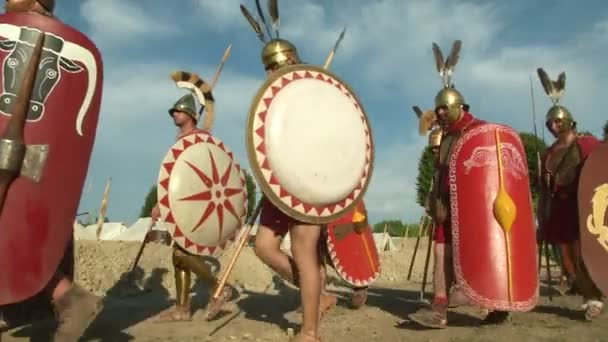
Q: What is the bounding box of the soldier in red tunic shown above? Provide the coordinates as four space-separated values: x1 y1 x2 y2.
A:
0 1 103 340
407 40 520 329
252 38 332 342
536 68 604 320
149 91 234 322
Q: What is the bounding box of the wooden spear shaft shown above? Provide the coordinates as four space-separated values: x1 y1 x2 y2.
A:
407 215 427 280
212 198 264 299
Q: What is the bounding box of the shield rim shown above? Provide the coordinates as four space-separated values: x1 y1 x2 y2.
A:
325 222 381 287
448 123 538 311
578 141 608 295
246 63 375 224
157 132 248 257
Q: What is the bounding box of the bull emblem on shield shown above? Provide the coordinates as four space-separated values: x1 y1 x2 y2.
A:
0 23 98 136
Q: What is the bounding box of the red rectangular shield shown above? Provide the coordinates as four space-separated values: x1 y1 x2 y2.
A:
449 123 538 311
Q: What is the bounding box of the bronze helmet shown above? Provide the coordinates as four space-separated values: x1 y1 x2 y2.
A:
261 38 301 71
434 87 465 123
536 68 575 134
168 94 199 122
431 40 465 124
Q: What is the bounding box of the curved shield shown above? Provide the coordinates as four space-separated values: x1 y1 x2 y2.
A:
0 13 103 305
578 141 608 295
449 123 538 311
246 64 374 224
326 200 380 287
157 132 248 257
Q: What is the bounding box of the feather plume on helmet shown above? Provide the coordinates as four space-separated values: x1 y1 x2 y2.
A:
536 68 566 105
433 40 462 89
240 0 302 71
170 71 215 131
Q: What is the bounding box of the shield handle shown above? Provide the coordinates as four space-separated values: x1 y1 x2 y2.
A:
0 33 45 216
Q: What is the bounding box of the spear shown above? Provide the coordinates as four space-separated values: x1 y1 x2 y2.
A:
210 43 232 89
324 27 346 70
95 177 112 240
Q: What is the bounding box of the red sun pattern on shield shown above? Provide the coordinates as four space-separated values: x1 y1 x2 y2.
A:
157 132 247 257
250 69 373 222
449 123 538 311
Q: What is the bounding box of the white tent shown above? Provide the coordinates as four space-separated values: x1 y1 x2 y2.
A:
114 218 165 241
74 222 127 240
373 232 397 251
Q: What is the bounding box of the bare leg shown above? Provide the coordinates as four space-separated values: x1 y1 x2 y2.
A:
433 243 447 299
290 224 321 339
254 225 297 285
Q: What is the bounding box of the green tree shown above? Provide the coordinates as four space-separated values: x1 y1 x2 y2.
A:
518 132 547 210
139 184 158 218
243 169 257 221
415 146 436 208
603 120 608 141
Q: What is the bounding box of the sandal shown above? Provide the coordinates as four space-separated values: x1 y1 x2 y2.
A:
351 288 368 309
583 300 604 321
407 303 448 329
149 305 192 323
205 286 233 321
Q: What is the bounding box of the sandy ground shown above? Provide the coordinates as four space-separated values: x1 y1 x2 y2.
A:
2 237 607 342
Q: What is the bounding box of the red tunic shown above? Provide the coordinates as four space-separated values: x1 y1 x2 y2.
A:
433 112 486 244
259 198 308 235
539 135 601 243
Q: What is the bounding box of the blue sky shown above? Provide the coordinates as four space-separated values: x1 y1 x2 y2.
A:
53 0 608 226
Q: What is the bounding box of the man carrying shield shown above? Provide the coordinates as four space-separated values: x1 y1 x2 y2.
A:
239 2 374 340
252 39 330 342
149 80 236 322
0 1 105 341
536 68 604 320
407 40 538 329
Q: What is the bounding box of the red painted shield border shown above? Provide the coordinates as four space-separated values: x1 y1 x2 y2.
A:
449 123 538 311
325 200 381 287
578 142 608 295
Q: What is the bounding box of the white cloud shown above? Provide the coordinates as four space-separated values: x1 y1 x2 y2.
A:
80 0 179 47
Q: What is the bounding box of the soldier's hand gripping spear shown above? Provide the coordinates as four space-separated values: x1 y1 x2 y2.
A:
0 34 45 217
